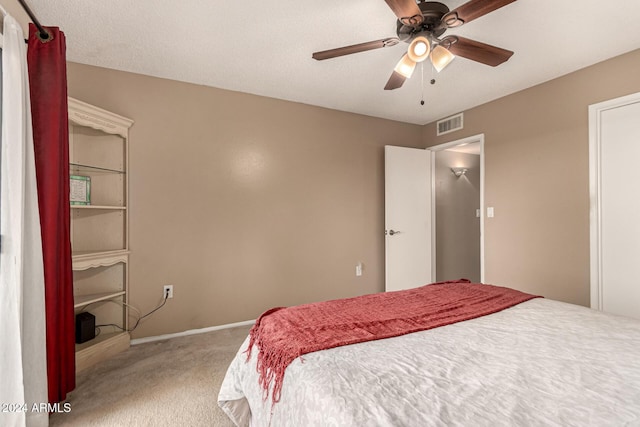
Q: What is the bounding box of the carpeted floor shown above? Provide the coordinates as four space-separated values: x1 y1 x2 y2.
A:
50 325 251 426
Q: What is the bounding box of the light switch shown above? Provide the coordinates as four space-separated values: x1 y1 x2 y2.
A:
487 207 494 218
476 209 481 218
356 262 363 277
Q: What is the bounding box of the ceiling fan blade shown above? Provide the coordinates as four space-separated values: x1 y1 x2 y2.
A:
443 0 517 28
312 37 399 60
384 0 424 26
384 70 407 90
441 36 513 66
385 54 416 90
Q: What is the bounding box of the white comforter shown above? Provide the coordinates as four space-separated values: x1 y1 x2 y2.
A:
218 298 640 426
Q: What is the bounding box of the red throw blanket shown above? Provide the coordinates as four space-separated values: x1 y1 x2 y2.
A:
246 279 540 403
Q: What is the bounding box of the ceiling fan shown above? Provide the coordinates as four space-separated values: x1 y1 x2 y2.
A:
312 0 517 90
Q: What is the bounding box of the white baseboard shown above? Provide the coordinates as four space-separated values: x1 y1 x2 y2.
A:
131 319 255 345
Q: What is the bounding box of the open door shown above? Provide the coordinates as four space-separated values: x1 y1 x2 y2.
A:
384 146 432 291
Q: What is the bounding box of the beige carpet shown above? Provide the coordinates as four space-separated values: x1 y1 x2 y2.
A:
50 325 251 426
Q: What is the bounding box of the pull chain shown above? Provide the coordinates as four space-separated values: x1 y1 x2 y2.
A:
420 62 425 106
431 62 436 86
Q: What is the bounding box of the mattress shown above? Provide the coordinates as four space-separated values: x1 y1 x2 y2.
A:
218 297 640 426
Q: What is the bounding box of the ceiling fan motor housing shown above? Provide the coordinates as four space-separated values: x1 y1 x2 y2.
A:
396 1 450 42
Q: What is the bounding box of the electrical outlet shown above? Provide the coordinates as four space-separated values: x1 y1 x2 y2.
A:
163 285 174 299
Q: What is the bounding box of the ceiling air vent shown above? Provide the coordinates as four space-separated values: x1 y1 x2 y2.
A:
437 113 464 136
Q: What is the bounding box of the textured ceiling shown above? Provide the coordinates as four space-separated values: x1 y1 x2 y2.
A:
27 0 640 125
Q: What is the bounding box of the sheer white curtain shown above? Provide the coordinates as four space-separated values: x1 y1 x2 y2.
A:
0 11 49 427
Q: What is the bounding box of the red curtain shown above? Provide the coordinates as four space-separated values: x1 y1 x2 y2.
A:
27 24 76 403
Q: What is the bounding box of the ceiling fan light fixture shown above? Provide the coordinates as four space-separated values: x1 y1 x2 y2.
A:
407 36 431 63
430 45 456 72
393 54 417 78
413 41 428 56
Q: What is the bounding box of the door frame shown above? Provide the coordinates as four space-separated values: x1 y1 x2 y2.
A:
427 134 485 283
589 91 640 311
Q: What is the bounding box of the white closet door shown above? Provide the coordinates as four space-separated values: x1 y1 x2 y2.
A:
590 93 640 320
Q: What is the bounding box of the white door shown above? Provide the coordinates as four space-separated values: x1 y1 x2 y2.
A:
590 92 640 320
385 146 432 291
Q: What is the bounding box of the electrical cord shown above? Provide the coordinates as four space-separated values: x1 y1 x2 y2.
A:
79 298 141 315
128 292 169 332
84 291 170 335
95 323 126 331
122 301 142 318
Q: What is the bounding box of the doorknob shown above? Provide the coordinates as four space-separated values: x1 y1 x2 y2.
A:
386 229 401 236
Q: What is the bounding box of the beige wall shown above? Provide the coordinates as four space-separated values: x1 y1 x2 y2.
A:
435 151 481 283
66 63 423 338
8 0 639 335
423 48 640 306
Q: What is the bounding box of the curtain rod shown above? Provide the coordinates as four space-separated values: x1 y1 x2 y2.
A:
17 0 51 41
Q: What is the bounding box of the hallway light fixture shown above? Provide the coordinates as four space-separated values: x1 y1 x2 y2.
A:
451 167 468 177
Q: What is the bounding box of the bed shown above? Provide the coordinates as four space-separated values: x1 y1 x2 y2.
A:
218 280 640 426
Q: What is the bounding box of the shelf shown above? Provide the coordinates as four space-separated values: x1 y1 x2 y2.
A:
72 249 129 260
70 163 125 174
72 249 129 271
75 330 125 352
69 97 133 373
74 291 125 309
75 331 130 372
71 204 126 210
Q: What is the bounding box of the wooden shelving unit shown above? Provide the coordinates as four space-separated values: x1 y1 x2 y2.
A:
69 97 134 372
